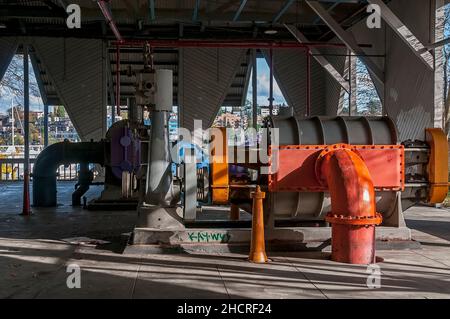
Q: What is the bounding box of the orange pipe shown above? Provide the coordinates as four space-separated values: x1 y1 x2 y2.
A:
316 145 382 264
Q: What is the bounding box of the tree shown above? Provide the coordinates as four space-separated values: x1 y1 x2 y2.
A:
0 55 40 107
14 135 24 145
55 105 66 118
363 100 382 116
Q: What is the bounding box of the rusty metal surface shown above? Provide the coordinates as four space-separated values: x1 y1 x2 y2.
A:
319 147 381 264
269 144 404 192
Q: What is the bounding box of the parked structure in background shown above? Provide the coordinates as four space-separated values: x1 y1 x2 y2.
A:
0 105 78 148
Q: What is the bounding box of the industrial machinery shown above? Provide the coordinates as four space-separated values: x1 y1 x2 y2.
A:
32 63 448 264
132 101 448 262
147 108 447 229
33 45 154 209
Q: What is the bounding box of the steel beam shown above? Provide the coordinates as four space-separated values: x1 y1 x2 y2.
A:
273 0 296 23
285 24 350 93
367 0 434 70
306 0 384 94
233 0 248 22
313 0 343 25
192 0 201 21
149 0 156 21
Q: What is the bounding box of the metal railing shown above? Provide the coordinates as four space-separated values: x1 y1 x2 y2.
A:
0 158 79 181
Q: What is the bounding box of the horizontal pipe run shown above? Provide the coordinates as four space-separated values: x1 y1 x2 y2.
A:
111 39 372 49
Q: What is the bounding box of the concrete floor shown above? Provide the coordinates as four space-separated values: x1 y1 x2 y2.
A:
0 182 449 299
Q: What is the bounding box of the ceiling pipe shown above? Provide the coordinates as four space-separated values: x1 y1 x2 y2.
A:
111 39 371 49
97 0 123 42
316 145 383 265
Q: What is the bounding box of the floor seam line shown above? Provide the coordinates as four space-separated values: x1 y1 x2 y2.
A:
411 249 450 269
283 256 329 299
215 265 231 299
130 255 142 299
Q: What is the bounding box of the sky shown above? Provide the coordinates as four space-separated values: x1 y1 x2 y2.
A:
0 56 287 115
0 55 45 114
247 58 287 106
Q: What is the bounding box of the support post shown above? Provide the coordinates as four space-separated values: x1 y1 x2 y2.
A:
252 49 258 129
269 49 274 116
44 103 49 147
21 44 31 216
116 45 121 117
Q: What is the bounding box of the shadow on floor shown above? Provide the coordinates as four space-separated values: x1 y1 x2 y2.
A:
406 219 450 242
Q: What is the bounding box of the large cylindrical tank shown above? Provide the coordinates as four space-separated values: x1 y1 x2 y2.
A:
265 113 399 223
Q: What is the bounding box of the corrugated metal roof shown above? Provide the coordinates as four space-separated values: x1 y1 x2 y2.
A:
0 37 18 81
179 48 246 131
263 49 326 117
31 37 107 141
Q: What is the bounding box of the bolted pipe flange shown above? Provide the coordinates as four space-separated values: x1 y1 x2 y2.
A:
326 212 383 226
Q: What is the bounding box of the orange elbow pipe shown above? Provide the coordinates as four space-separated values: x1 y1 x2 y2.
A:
316 145 382 264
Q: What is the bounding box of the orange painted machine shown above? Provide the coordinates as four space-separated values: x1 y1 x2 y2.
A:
205 113 447 231
132 111 448 265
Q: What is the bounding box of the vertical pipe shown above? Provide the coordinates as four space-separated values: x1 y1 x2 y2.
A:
306 49 311 117
116 45 121 117
269 48 274 116
145 70 178 205
22 44 31 216
44 104 49 147
319 148 382 264
252 49 258 129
